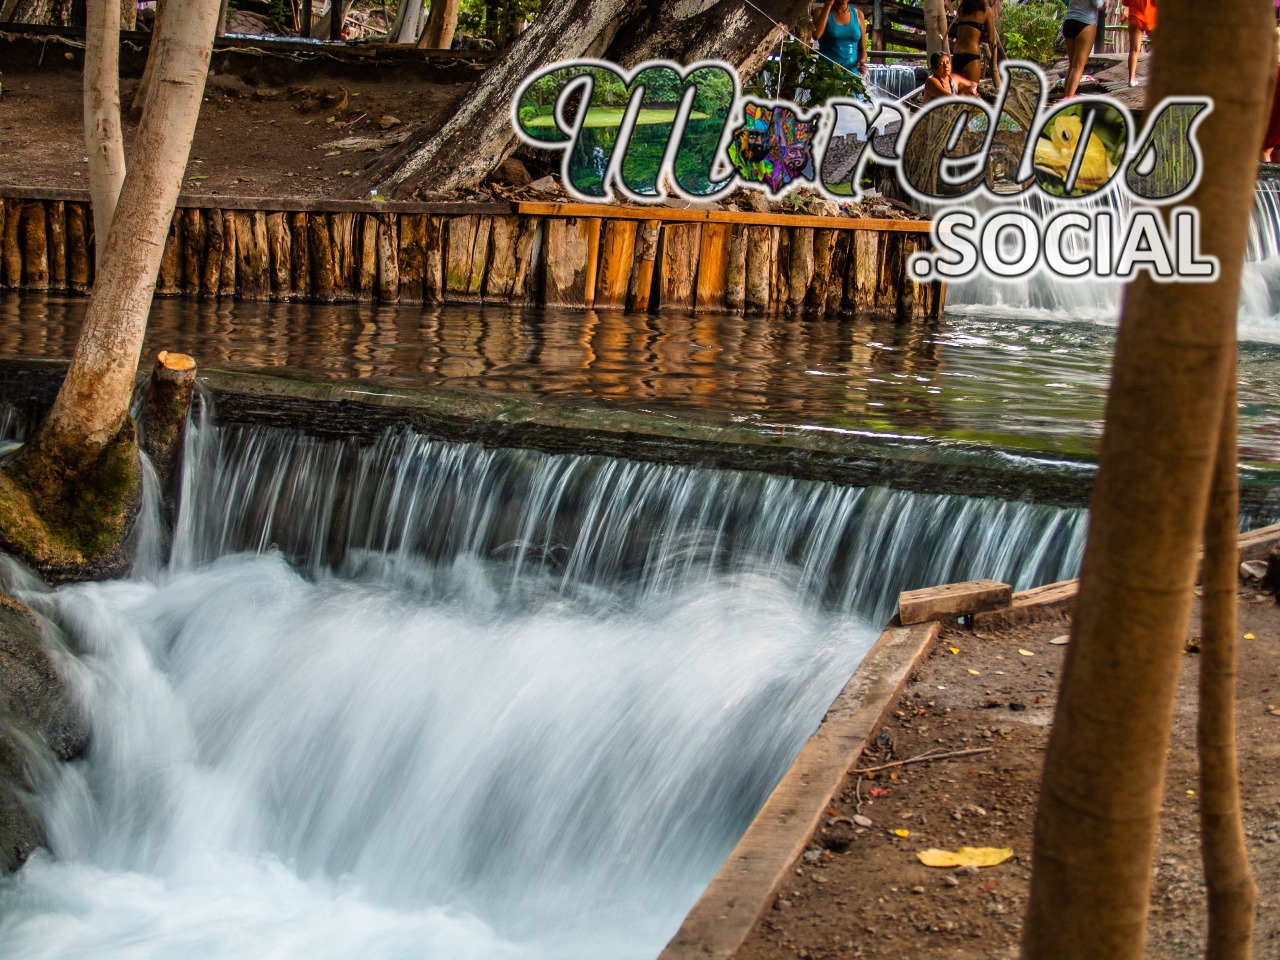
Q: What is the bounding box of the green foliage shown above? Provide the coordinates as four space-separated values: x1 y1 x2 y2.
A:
741 38 867 107
457 0 541 39
1000 1 1064 66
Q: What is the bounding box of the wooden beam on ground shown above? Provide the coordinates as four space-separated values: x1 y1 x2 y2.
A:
898 579 1013 625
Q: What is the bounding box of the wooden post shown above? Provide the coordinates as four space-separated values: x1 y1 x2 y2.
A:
308 213 336 302
20 201 49 290
157 220 182 295
827 231 851 315
266 212 292 297
695 222 731 312
787 227 815 315
1 199 21 286
771 228 789 313
871 0 885 61
807 229 837 315
234 211 270 300
329 211 356 299
179 208 204 296
375 213 399 302
445 215 484 301
543 217 596 308
288 212 309 297
218 211 238 298
509 217 539 302
725 224 747 313
595 219 638 310
852 230 881 316
744 225 772 314
423 216 444 302
200 209 224 297
357 215 378 297
582 217 602 308
47 201 67 291
628 219 661 312
485 215 525 303
67 203 92 293
659 222 700 311
398 213 427 303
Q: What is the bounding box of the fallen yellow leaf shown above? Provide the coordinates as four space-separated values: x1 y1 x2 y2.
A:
892 829 910 838
966 668 981 675
1244 633 1256 640
948 646 960 655
1018 649 1034 657
916 846 1013 868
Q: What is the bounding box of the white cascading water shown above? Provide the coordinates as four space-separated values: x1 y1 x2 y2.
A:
0 400 1087 959
948 179 1280 343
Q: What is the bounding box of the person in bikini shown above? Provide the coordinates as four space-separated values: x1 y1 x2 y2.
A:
922 52 980 103
949 0 999 83
1119 0 1156 87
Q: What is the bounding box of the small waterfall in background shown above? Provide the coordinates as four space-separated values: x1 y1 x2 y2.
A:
947 178 1280 343
866 63 920 101
0 395 1088 960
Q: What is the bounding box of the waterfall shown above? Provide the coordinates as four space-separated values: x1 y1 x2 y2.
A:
866 64 920 101
946 179 1280 343
0 399 1088 960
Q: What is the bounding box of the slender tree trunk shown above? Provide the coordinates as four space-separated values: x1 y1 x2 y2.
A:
216 0 229 35
119 0 134 29
388 0 424 43
417 0 460 49
85 0 127 273
1021 3 1274 959
923 0 949 56
373 0 809 198
329 0 350 39
16 0 220 478
1199 383 1259 960
130 0 165 116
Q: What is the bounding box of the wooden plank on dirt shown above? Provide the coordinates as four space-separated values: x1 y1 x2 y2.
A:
898 579 1013 625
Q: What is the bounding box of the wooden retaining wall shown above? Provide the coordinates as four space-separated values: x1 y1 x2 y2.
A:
0 189 944 318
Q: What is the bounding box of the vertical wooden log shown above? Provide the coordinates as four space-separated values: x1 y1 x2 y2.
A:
308 212 337 302
484 215 522 303
543 217 596 308
423 216 444 302
744 225 772 314
932 279 947 318
876 232 904 316
725 224 747 312
266 212 292 297
218 211 238 298
694 222 731 312
180 208 204 296
852 230 881 316
47 201 67 291
329 211 356 298
1 199 22 286
827 231 852 315
446 215 482 300
66 203 92 293
289 211 310 297
375 213 399 302
509 217 540 302
594 219 638 309
234 210 270 300
357 214 378 297
627 219 661 312
201 208 225 297
20 201 49 290
157 219 182 295
397 213 427 303
582 217 602 308
0 201 6 287
787 227 815 315
897 234 928 319
806 229 837 315
771 229 789 314
659 222 701 311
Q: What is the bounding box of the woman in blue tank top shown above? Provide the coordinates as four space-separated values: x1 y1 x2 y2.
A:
814 0 868 78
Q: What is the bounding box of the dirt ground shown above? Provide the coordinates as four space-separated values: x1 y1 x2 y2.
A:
0 49 474 199
734 583 1280 960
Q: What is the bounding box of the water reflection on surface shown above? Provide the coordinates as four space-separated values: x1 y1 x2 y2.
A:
3 292 1280 463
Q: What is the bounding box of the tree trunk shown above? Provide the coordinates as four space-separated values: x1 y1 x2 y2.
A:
923 0 948 56
130 0 165 117
374 0 809 198
417 0 460 49
85 0 127 273
6 0 75 24
1020 2 1274 959
15 0 219 483
388 0 424 43
119 0 134 29
1198 385 1259 960
216 0 229 35
329 0 350 39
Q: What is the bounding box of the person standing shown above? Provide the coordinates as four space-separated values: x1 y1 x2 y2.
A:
1120 0 1156 86
1061 0 1105 98
813 0 869 79
949 0 999 82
